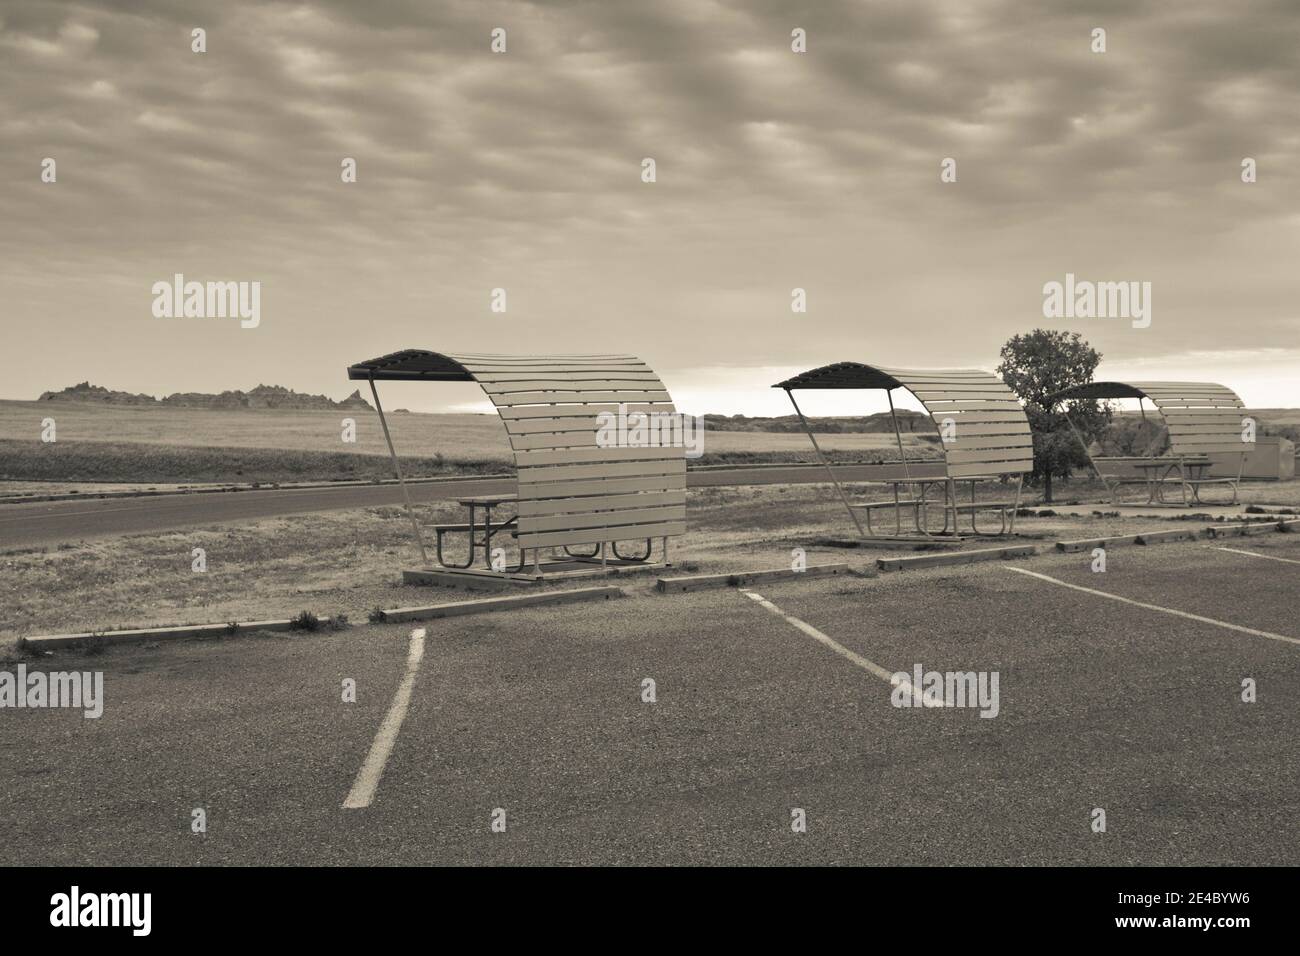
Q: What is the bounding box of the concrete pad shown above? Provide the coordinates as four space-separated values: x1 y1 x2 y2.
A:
379 586 624 623
876 544 1039 571
656 563 850 593
1210 522 1283 538
1246 521 1285 535
1135 528 1205 545
403 560 665 590
1052 503 1248 522
815 537 963 551
402 569 520 590
1207 524 1249 538
1054 535 1140 553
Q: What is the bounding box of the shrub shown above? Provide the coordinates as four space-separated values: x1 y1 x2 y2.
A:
289 610 320 632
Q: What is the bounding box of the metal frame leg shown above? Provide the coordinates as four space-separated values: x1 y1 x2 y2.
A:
435 501 477 570
611 538 653 561
368 373 429 567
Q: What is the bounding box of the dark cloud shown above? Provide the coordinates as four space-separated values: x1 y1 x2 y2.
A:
1 0 1296 413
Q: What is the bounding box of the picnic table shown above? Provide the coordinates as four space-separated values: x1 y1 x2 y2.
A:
853 476 1020 537
1132 457 1213 504
1047 381 1248 508
434 493 519 571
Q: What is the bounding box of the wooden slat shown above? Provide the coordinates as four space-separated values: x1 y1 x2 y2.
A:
501 404 675 423
518 505 685 534
518 475 686 499
946 444 1034 460
504 419 603 436
514 446 684 467
1171 441 1251 454
518 460 687 484
930 403 1029 413
475 372 660 383
912 389 1013 401
931 411 1029 423
948 459 1033 477
937 423 1032 438
894 378 1007 387
944 438 1035 454
1164 426 1242 437
516 489 687 517
883 369 995 380
944 447 1034 464
1151 400 1243 409
517 521 686 550
493 390 671 406
511 432 601 450
1140 385 1237 393
482 379 666 394
1161 413 1243 422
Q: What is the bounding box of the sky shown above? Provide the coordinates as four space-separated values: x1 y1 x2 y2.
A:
2 0 1298 418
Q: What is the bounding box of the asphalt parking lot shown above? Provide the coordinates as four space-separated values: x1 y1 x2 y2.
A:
2 535 1297 866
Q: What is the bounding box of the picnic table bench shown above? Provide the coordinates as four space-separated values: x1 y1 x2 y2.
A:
774 363 1032 544
1050 382 1250 508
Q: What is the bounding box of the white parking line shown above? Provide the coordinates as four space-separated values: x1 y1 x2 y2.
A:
1003 566 1300 647
1212 546 1300 566
343 627 427 810
741 590 928 703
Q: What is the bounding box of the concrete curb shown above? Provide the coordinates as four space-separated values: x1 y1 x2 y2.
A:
379 586 624 623
1135 528 1204 545
16 584 627 650
877 544 1039 572
1055 535 1140 553
1207 521 1282 538
656 563 850 593
18 616 335 650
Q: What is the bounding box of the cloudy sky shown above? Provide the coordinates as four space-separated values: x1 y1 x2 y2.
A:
2 0 1298 416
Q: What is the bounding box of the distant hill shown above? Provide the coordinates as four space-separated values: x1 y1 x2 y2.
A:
704 411 931 433
38 381 371 411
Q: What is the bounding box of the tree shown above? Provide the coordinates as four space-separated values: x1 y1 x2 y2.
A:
996 329 1110 503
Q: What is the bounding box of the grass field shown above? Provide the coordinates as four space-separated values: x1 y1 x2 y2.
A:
3 480 1291 640
0 400 936 484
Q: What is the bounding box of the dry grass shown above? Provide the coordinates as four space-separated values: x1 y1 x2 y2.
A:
7 478 1289 642
0 399 938 484
0 400 511 458
0 399 927 458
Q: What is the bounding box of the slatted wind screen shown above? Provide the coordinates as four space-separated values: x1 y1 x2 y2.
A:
1129 382 1249 457
447 353 687 550
878 367 1035 479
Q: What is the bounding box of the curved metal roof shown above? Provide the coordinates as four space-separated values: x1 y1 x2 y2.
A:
1047 381 1243 406
773 362 1033 478
347 351 686 549
1048 380 1248 457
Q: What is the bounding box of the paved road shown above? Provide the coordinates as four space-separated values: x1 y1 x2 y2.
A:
0 463 943 549
3 536 1295 865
